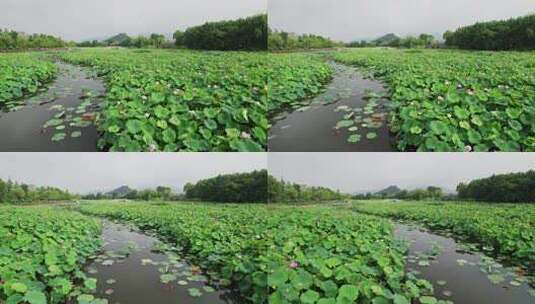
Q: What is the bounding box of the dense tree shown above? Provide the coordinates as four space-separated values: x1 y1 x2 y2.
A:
444 14 535 50
346 33 437 49
78 34 169 49
346 40 373 48
269 30 341 50
0 29 70 50
180 14 267 51
78 40 103 47
0 178 74 204
82 185 180 201
173 30 185 47
268 175 346 203
131 36 152 48
457 170 535 203
150 33 166 48
353 185 445 201
184 170 267 203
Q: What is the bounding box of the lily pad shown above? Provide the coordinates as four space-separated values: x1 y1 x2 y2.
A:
188 288 202 297
51 133 66 142
366 132 377 139
336 120 354 129
347 134 361 143
160 274 177 284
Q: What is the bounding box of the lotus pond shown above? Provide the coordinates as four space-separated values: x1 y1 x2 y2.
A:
268 61 394 151
0 206 102 304
333 48 535 152
0 53 57 111
0 48 268 152
2 202 533 304
352 200 535 286
0 203 252 304
59 48 268 152
0 61 104 151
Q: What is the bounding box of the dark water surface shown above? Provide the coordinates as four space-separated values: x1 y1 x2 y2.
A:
269 62 395 152
85 221 239 304
395 223 534 304
0 62 103 151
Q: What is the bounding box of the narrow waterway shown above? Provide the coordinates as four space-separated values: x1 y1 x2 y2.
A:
0 62 104 151
269 62 395 152
395 223 534 304
84 221 240 304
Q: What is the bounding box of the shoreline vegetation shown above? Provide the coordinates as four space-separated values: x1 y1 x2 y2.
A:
1 169 535 303
266 13 535 152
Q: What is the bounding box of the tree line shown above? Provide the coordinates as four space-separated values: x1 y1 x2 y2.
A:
79 14 267 51
0 178 75 204
444 14 535 50
78 33 170 49
82 186 180 201
353 186 447 201
0 29 72 50
83 170 344 204
268 30 342 51
184 170 267 203
268 175 346 203
347 33 439 49
457 170 535 203
174 14 267 51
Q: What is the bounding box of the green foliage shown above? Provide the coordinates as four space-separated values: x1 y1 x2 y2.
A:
0 53 56 107
173 30 185 47
0 206 102 303
0 29 69 50
268 30 341 51
78 202 434 304
352 201 535 278
334 48 535 151
78 202 272 303
444 14 535 50
181 14 267 51
355 186 444 201
266 205 433 303
82 185 179 201
0 178 75 204
398 34 437 49
267 53 333 115
184 170 267 203
347 33 437 49
79 33 170 49
457 170 535 203
60 48 267 151
268 175 346 203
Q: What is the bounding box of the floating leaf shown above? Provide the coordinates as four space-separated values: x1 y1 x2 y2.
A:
336 120 354 129
347 134 361 143
366 132 378 139
51 133 66 142
188 288 202 297
160 274 177 284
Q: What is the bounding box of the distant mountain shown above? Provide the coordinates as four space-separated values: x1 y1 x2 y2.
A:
106 185 134 198
375 185 402 197
373 33 400 46
104 33 131 46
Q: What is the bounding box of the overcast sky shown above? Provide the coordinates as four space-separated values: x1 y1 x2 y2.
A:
0 0 266 41
269 153 535 193
269 0 535 41
0 153 266 194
